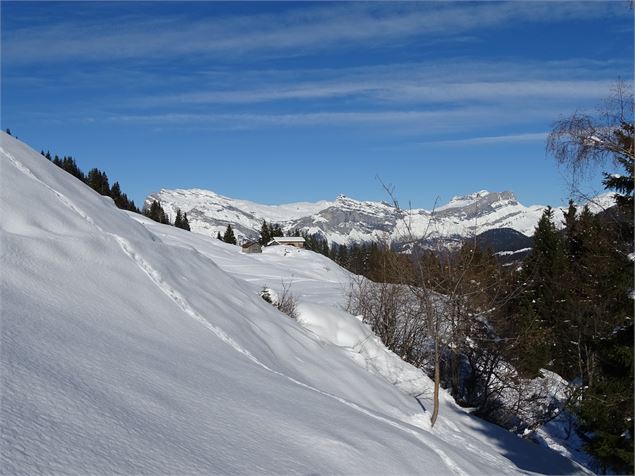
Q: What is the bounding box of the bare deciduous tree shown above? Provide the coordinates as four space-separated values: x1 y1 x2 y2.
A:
376 180 483 427
547 79 634 205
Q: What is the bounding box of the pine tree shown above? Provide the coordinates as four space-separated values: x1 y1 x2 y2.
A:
508 207 569 376
574 121 634 472
337 244 349 266
563 200 582 260
328 242 337 260
110 182 123 208
259 220 271 245
223 224 237 245
128 199 139 213
525 207 569 322
172 209 191 231
217 231 222 241
181 212 191 231
579 324 634 475
602 121 634 218
160 208 171 225
120 193 133 212
60 156 84 181
145 200 170 225
145 200 160 222
86 168 110 196
320 239 329 257
602 120 634 246
174 209 183 229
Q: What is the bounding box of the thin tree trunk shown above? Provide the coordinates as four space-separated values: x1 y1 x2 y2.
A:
431 342 440 427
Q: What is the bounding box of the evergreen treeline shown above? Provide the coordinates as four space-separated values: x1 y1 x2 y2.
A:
144 200 170 225
144 200 191 231
41 150 140 213
300 230 329 256
306 235 400 282
40 149 192 232
258 220 284 245
506 204 632 472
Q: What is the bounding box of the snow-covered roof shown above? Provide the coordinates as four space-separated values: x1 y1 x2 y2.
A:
271 236 305 243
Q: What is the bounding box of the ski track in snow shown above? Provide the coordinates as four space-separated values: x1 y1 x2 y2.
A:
112 234 262 365
114 234 467 476
3 147 99 229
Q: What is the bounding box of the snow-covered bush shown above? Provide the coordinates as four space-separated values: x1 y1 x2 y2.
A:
260 283 298 319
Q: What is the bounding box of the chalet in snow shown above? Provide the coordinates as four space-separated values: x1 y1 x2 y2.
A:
266 237 305 248
241 241 263 254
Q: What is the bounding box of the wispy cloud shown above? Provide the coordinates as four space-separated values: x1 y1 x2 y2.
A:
111 58 627 134
140 79 615 107
109 109 491 131
107 105 566 135
422 132 549 146
3 2 631 146
8 57 626 100
2 2 623 64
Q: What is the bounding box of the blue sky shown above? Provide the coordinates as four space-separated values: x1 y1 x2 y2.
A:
2 1 633 209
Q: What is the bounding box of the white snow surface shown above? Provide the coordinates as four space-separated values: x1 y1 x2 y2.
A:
1 132 589 475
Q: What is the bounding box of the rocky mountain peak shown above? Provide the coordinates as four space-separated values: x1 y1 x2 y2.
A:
144 188 615 247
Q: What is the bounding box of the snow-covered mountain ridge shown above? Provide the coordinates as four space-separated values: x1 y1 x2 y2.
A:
1 131 589 474
146 187 615 245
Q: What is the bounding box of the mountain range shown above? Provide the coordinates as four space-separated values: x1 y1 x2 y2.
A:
146 188 616 251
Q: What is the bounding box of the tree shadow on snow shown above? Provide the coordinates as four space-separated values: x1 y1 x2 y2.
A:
415 394 427 413
457 408 587 475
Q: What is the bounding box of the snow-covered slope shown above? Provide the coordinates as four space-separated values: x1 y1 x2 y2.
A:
1 132 587 474
146 187 616 245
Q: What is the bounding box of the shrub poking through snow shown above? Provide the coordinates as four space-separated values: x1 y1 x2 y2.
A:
277 284 298 319
259 287 273 304
260 282 298 319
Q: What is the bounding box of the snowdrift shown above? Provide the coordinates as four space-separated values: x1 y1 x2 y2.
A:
0 132 588 475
